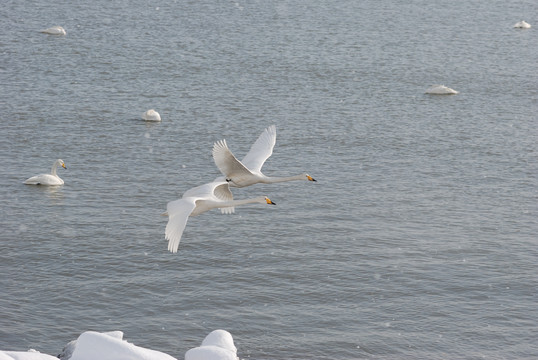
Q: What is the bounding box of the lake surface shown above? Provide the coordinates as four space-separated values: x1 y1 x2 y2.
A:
1 1 537 359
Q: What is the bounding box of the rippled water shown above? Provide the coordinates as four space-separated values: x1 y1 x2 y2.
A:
1 1 537 359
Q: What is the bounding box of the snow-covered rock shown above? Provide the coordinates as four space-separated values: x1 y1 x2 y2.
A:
185 330 238 360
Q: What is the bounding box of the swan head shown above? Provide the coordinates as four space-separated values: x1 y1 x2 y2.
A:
54 159 66 170
306 174 316 182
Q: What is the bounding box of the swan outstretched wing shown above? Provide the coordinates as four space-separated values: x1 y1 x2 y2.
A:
241 125 276 173
165 198 197 253
213 182 233 202
212 139 252 177
213 182 235 214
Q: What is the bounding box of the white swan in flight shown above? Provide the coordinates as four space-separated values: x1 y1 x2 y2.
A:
212 125 316 187
142 109 161 121
24 159 66 186
41 26 66 35
164 181 275 253
425 85 459 95
513 20 531 29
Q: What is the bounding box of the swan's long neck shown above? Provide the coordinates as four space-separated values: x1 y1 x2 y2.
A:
51 161 60 176
220 196 266 207
263 174 306 184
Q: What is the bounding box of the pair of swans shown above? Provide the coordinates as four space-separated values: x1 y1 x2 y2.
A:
164 125 316 253
24 159 66 185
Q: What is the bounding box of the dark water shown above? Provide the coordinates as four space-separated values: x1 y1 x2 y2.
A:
1 1 537 359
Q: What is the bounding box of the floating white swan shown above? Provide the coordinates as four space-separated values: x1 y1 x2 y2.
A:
24 159 66 186
164 180 275 253
41 26 66 35
513 20 531 29
212 125 316 187
185 330 238 360
142 109 161 121
425 85 459 95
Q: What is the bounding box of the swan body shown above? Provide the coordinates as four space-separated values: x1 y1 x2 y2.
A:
142 109 161 121
24 159 66 186
425 85 459 95
164 181 275 253
513 20 531 29
185 330 238 360
41 26 66 35
212 125 316 188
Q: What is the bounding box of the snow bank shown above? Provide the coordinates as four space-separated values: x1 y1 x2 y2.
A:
67 331 177 360
2 329 239 360
0 350 58 360
185 330 238 360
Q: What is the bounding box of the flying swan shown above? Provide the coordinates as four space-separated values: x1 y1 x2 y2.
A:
24 159 66 186
41 26 66 35
164 180 275 253
212 125 316 187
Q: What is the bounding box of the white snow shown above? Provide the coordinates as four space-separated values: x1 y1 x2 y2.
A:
185 330 238 360
0 350 58 360
2 330 239 360
68 331 177 360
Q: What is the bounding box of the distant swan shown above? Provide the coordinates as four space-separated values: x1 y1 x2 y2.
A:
513 21 531 29
164 180 275 253
425 85 459 95
212 125 316 188
142 109 161 121
185 329 238 360
41 26 66 35
24 159 66 186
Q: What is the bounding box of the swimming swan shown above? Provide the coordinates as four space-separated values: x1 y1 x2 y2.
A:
24 159 66 186
142 109 161 121
513 21 531 29
164 181 275 253
425 85 459 95
41 26 66 35
212 125 316 187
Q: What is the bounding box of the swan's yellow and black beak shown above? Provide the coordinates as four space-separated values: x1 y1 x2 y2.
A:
62 163 67 169
307 175 316 182
266 197 276 205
